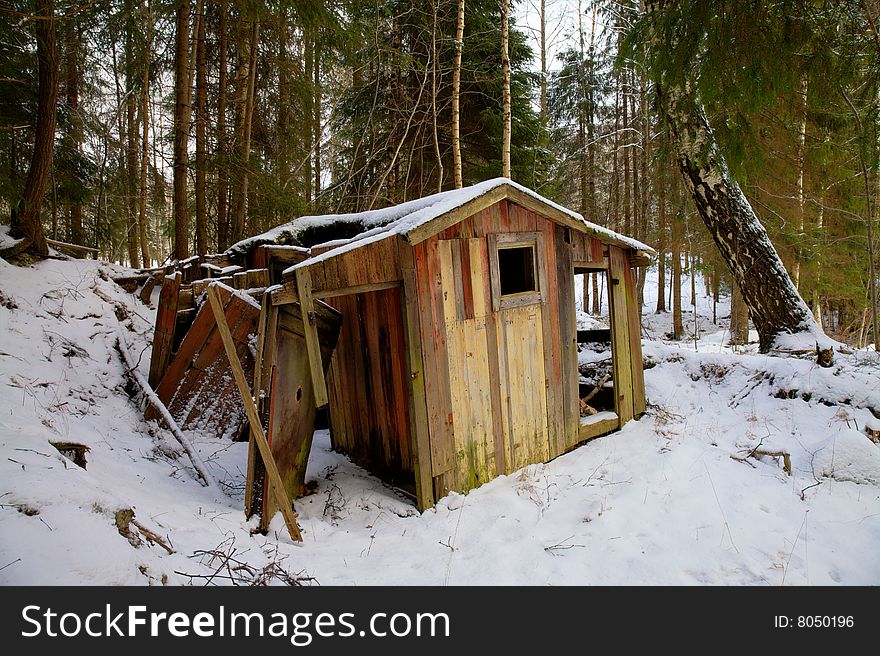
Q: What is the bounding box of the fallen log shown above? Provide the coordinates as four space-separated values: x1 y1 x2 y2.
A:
117 328 214 488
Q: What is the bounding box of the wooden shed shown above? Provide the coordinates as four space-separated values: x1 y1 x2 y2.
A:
263 178 654 511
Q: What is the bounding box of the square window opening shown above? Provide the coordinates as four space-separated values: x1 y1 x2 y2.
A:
498 245 536 295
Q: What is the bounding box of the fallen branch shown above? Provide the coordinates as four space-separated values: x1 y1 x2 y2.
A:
582 374 611 406
731 444 791 475
131 518 175 555
116 328 214 488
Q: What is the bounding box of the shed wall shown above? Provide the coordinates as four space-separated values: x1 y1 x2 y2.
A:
414 200 592 498
325 286 414 492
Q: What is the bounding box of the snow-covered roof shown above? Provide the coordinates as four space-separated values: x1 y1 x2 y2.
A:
228 178 654 266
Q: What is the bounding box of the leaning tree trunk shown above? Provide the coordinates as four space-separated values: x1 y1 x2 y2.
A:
11 0 56 258
646 1 820 352
659 87 818 351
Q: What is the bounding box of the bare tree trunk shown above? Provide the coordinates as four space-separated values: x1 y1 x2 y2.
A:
65 18 83 247
194 1 207 255
500 0 511 178
622 71 631 236
729 279 749 345
303 25 312 206
656 159 667 313
452 0 465 189
216 0 229 249
431 0 443 193
793 74 808 289
637 72 650 306
672 191 683 340
11 0 56 258
230 20 258 244
314 35 321 202
137 0 153 266
172 0 192 261
539 0 547 120
812 194 824 328
125 2 140 268
840 89 878 351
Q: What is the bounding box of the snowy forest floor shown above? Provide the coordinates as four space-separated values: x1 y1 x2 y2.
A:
1 256 879 585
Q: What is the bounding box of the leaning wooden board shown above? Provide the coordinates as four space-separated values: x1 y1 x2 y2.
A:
257 298 341 531
147 284 259 436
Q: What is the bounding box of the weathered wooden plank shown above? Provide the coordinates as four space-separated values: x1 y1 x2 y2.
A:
294 266 329 407
608 246 634 423
624 261 646 417
148 271 181 387
313 280 401 300
261 300 340 528
555 223 580 451
414 239 453 479
540 220 562 459
577 412 620 442
206 285 303 543
472 238 507 477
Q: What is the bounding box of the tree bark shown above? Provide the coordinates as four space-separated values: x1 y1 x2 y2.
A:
302 25 312 205
656 159 667 313
792 74 808 289
431 0 443 193
194 1 207 255
138 0 152 266
648 1 820 351
672 195 683 339
65 18 83 246
729 278 749 345
172 0 192 261
539 0 547 120
500 0 511 178
314 35 321 202
125 1 140 268
216 0 229 249
229 19 258 244
11 0 56 258
452 0 465 188
661 89 819 350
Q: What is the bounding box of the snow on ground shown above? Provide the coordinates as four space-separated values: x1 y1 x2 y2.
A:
0 256 878 585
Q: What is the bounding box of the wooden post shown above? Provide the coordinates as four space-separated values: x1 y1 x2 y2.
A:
294 266 329 407
206 284 303 542
608 247 634 423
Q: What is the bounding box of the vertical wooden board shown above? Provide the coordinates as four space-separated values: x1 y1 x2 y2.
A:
624 261 646 417
384 288 413 472
555 224 580 450
419 238 454 478
148 272 181 387
473 239 507 476
591 237 604 262
499 199 511 231
608 247 634 423
539 219 562 459
262 318 318 525
440 239 495 492
512 305 549 468
401 244 434 509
